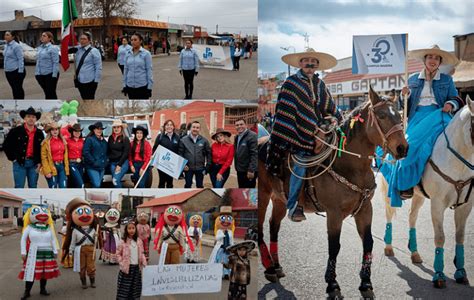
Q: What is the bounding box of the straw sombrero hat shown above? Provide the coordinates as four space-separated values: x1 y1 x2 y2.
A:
111 119 128 129
409 45 459 66
226 240 256 253
45 122 61 133
282 48 337 70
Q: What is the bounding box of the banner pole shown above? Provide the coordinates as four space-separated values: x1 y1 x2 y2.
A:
403 34 408 134
68 0 77 74
133 147 159 189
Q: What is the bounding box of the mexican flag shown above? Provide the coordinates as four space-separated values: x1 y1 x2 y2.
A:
61 0 78 71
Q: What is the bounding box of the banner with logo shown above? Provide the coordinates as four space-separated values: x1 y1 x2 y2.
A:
151 145 188 179
193 44 233 70
352 34 407 74
142 263 223 295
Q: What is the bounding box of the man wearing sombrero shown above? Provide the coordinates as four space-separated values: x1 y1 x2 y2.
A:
4 107 45 188
379 45 464 207
267 48 342 222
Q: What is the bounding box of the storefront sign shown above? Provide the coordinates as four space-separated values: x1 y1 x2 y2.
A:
51 17 168 29
327 74 407 96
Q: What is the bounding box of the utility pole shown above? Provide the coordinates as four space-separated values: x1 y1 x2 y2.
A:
216 24 218 34
40 195 43 205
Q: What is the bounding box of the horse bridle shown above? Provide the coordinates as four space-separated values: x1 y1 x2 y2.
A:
367 100 404 158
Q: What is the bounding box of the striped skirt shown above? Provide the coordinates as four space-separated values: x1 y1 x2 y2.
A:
117 264 142 300
18 250 60 281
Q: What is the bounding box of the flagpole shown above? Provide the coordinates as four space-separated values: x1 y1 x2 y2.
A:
68 0 77 74
133 147 159 189
403 33 408 134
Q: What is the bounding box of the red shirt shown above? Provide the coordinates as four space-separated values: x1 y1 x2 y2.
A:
50 137 65 162
24 124 37 158
129 140 152 170
211 142 234 174
67 137 84 160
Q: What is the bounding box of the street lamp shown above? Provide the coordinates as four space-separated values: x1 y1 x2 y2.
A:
280 46 296 76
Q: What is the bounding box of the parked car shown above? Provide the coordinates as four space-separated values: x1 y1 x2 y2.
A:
77 117 152 188
127 119 152 141
0 41 37 66
53 45 74 63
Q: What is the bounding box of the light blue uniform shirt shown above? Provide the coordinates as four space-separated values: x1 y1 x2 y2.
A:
75 45 102 83
35 43 59 77
178 48 200 71
117 44 132 66
123 47 153 89
4 40 24 73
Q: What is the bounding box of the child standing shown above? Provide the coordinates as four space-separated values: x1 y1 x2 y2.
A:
224 241 255 300
116 221 147 300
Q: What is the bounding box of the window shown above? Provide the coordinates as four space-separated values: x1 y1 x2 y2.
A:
14 208 19 217
180 112 187 125
3 207 9 219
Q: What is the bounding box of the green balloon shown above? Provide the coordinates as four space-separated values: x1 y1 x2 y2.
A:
69 107 78 114
61 102 70 111
60 108 68 116
70 100 79 108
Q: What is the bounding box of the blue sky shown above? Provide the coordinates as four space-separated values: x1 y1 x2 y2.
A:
258 0 473 75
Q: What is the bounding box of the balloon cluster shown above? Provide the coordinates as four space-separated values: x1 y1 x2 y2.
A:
59 100 80 117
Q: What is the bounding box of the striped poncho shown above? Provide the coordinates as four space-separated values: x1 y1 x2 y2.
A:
271 70 342 152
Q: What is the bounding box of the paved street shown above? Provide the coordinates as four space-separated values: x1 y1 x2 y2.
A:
0 150 239 189
0 220 258 299
258 175 474 299
0 53 257 100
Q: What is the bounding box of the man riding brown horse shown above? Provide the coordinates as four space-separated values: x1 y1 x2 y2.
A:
266 48 342 222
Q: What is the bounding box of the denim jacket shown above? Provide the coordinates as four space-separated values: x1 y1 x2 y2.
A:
402 71 461 120
82 135 108 170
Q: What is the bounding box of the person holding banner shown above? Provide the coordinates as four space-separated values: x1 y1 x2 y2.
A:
152 120 181 188
35 31 60 99
178 121 211 188
19 206 60 300
378 45 462 206
266 48 342 221
83 122 108 188
117 37 132 74
129 126 152 188
122 33 153 99
178 39 200 99
108 119 130 188
210 128 234 188
69 32 102 100
116 221 147 300
3 31 26 99
234 119 258 188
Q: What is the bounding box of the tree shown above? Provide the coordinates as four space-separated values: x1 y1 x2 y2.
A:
84 0 138 58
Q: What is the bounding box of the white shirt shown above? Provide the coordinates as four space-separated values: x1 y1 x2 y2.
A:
130 240 138 265
21 225 58 255
417 69 440 107
69 226 95 253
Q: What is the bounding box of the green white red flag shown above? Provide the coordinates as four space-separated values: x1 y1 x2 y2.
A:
61 0 78 71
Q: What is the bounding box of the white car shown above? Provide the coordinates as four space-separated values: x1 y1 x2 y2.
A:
53 45 74 63
19 42 37 64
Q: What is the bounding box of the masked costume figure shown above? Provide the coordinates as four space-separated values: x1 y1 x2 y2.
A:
185 214 203 263
137 212 151 262
101 208 120 264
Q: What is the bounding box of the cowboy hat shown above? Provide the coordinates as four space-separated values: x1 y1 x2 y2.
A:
88 121 106 131
65 197 90 218
132 125 149 137
226 240 256 254
111 119 128 129
409 45 459 66
67 123 83 134
211 128 231 140
20 107 41 120
282 48 337 70
45 122 61 133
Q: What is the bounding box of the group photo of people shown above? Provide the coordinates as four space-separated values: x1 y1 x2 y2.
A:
0 100 258 189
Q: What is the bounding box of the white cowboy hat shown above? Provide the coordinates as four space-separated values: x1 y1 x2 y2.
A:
282 48 337 70
409 45 459 66
111 119 127 129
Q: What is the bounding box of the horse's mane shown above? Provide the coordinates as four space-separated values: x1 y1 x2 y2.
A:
340 100 371 142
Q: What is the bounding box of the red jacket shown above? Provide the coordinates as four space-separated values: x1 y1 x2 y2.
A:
211 142 234 175
128 140 152 170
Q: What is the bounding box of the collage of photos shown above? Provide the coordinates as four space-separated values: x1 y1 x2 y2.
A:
0 0 474 299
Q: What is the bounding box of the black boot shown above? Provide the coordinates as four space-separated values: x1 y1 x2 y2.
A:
90 277 96 288
39 279 50 296
81 277 88 289
21 281 34 300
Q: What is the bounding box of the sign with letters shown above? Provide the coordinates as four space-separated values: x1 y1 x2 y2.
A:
151 145 187 179
352 34 408 74
142 263 223 295
192 44 233 70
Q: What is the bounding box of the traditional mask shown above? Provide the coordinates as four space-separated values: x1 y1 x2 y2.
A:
105 208 120 225
189 215 202 228
164 205 183 226
72 205 94 227
217 214 233 230
29 205 50 224
138 212 149 224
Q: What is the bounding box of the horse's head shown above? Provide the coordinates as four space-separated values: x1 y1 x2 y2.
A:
366 86 408 159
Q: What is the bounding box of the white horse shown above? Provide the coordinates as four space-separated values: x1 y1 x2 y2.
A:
382 95 474 288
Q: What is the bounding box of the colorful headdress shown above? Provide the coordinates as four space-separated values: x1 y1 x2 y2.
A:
23 205 60 250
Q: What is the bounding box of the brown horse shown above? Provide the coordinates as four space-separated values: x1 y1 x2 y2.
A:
258 86 409 298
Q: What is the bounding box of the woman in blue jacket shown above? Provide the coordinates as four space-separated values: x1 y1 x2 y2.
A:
35 31 60 99
379 45 463 207
82 122 108 188
3 31 25 99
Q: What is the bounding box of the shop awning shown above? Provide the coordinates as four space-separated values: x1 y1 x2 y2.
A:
453 60 474 89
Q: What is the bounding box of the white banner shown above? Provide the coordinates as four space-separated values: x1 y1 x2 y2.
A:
24 245 38 282
158 242 168 266
352 34 407 74
193 44 233 70
73 245 82 273
151 145 188 179
142 263 223 296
